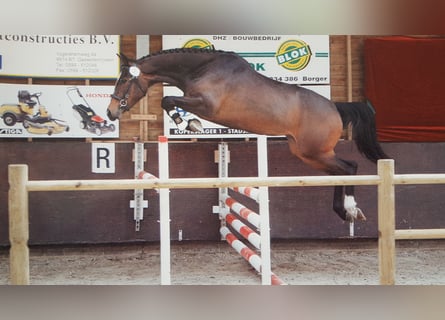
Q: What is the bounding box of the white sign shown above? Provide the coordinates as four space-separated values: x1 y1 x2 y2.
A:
92 143 115 173
0 35 119 78
163 35 330 85
162 35 331 139
0 83 119 138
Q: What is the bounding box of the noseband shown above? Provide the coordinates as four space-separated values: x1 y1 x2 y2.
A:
111 66 146 112
110 92 131 112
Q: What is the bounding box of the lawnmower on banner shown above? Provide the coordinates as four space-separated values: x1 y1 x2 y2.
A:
68 87 115 136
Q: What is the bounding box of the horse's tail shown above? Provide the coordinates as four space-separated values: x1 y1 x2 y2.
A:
335 102 390 163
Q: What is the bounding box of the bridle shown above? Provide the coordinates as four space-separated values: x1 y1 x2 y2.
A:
111 65 146 112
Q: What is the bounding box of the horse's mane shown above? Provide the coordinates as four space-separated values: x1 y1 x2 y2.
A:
138 47 233 61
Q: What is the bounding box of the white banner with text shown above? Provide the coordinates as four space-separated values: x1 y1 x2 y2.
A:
0 35 119 78
0 83 118 138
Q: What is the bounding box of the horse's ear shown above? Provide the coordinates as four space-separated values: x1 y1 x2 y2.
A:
117 53 130 66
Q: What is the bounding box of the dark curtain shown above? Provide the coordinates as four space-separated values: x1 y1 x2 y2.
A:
364 36 445 142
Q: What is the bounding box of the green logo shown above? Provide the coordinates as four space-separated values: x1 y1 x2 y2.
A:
275 39 312 71
182 38 214 50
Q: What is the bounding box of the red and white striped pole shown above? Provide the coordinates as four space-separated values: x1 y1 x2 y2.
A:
224 196 260 229
137 170 157 180
220 211 261 249
137 170 159 193
220 227 285 285
230 186 260 203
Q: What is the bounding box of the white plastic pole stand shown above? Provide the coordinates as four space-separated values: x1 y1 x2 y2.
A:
158 136 171 285
257 135 271 285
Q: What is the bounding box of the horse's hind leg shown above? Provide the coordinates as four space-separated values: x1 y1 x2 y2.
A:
316 157 366 221
304 155 365 221
288 139 366 221
331 158 366 221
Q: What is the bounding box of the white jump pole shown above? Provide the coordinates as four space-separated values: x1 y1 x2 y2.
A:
158 136 171 285
257 135 272 285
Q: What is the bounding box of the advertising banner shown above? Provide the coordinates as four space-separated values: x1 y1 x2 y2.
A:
0 84 118 138
0 35 119 78
162 35 330 139
163 35 330 85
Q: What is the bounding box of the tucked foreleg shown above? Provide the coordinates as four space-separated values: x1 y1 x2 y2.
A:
161 96 204 132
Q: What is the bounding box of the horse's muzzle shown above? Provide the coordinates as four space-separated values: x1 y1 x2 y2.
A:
107 109 119 121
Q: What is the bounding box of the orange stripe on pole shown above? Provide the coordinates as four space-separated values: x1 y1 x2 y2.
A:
239 207 254 220
225 233 237 245
225 214 235 225
271 274 286 285
225 197 236 207
239 225 253 239
240 247 255 261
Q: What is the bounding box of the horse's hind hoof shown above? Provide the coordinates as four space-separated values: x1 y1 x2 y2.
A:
344 195 367 221
353 207 367 221
187 119 203 132
345 209 366 222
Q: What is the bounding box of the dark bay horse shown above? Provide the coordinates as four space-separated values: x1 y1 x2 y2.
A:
107 48 389 222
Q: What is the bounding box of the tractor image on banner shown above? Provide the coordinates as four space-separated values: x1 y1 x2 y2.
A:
0 90 69 135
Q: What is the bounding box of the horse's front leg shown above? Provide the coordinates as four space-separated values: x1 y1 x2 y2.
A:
161 96 204 132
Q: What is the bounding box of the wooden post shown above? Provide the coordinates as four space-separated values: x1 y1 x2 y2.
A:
377 160 396 285
8 164 30 285
346 35 353 102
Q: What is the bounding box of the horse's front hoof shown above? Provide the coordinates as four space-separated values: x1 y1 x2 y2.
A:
176 118 188 130
187 119 203 132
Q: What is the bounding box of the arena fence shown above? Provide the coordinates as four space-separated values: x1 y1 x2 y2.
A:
8 158 445 285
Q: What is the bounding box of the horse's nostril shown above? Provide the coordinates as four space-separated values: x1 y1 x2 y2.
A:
107 109 116 121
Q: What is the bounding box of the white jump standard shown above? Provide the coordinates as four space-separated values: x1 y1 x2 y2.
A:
215 136 285 285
